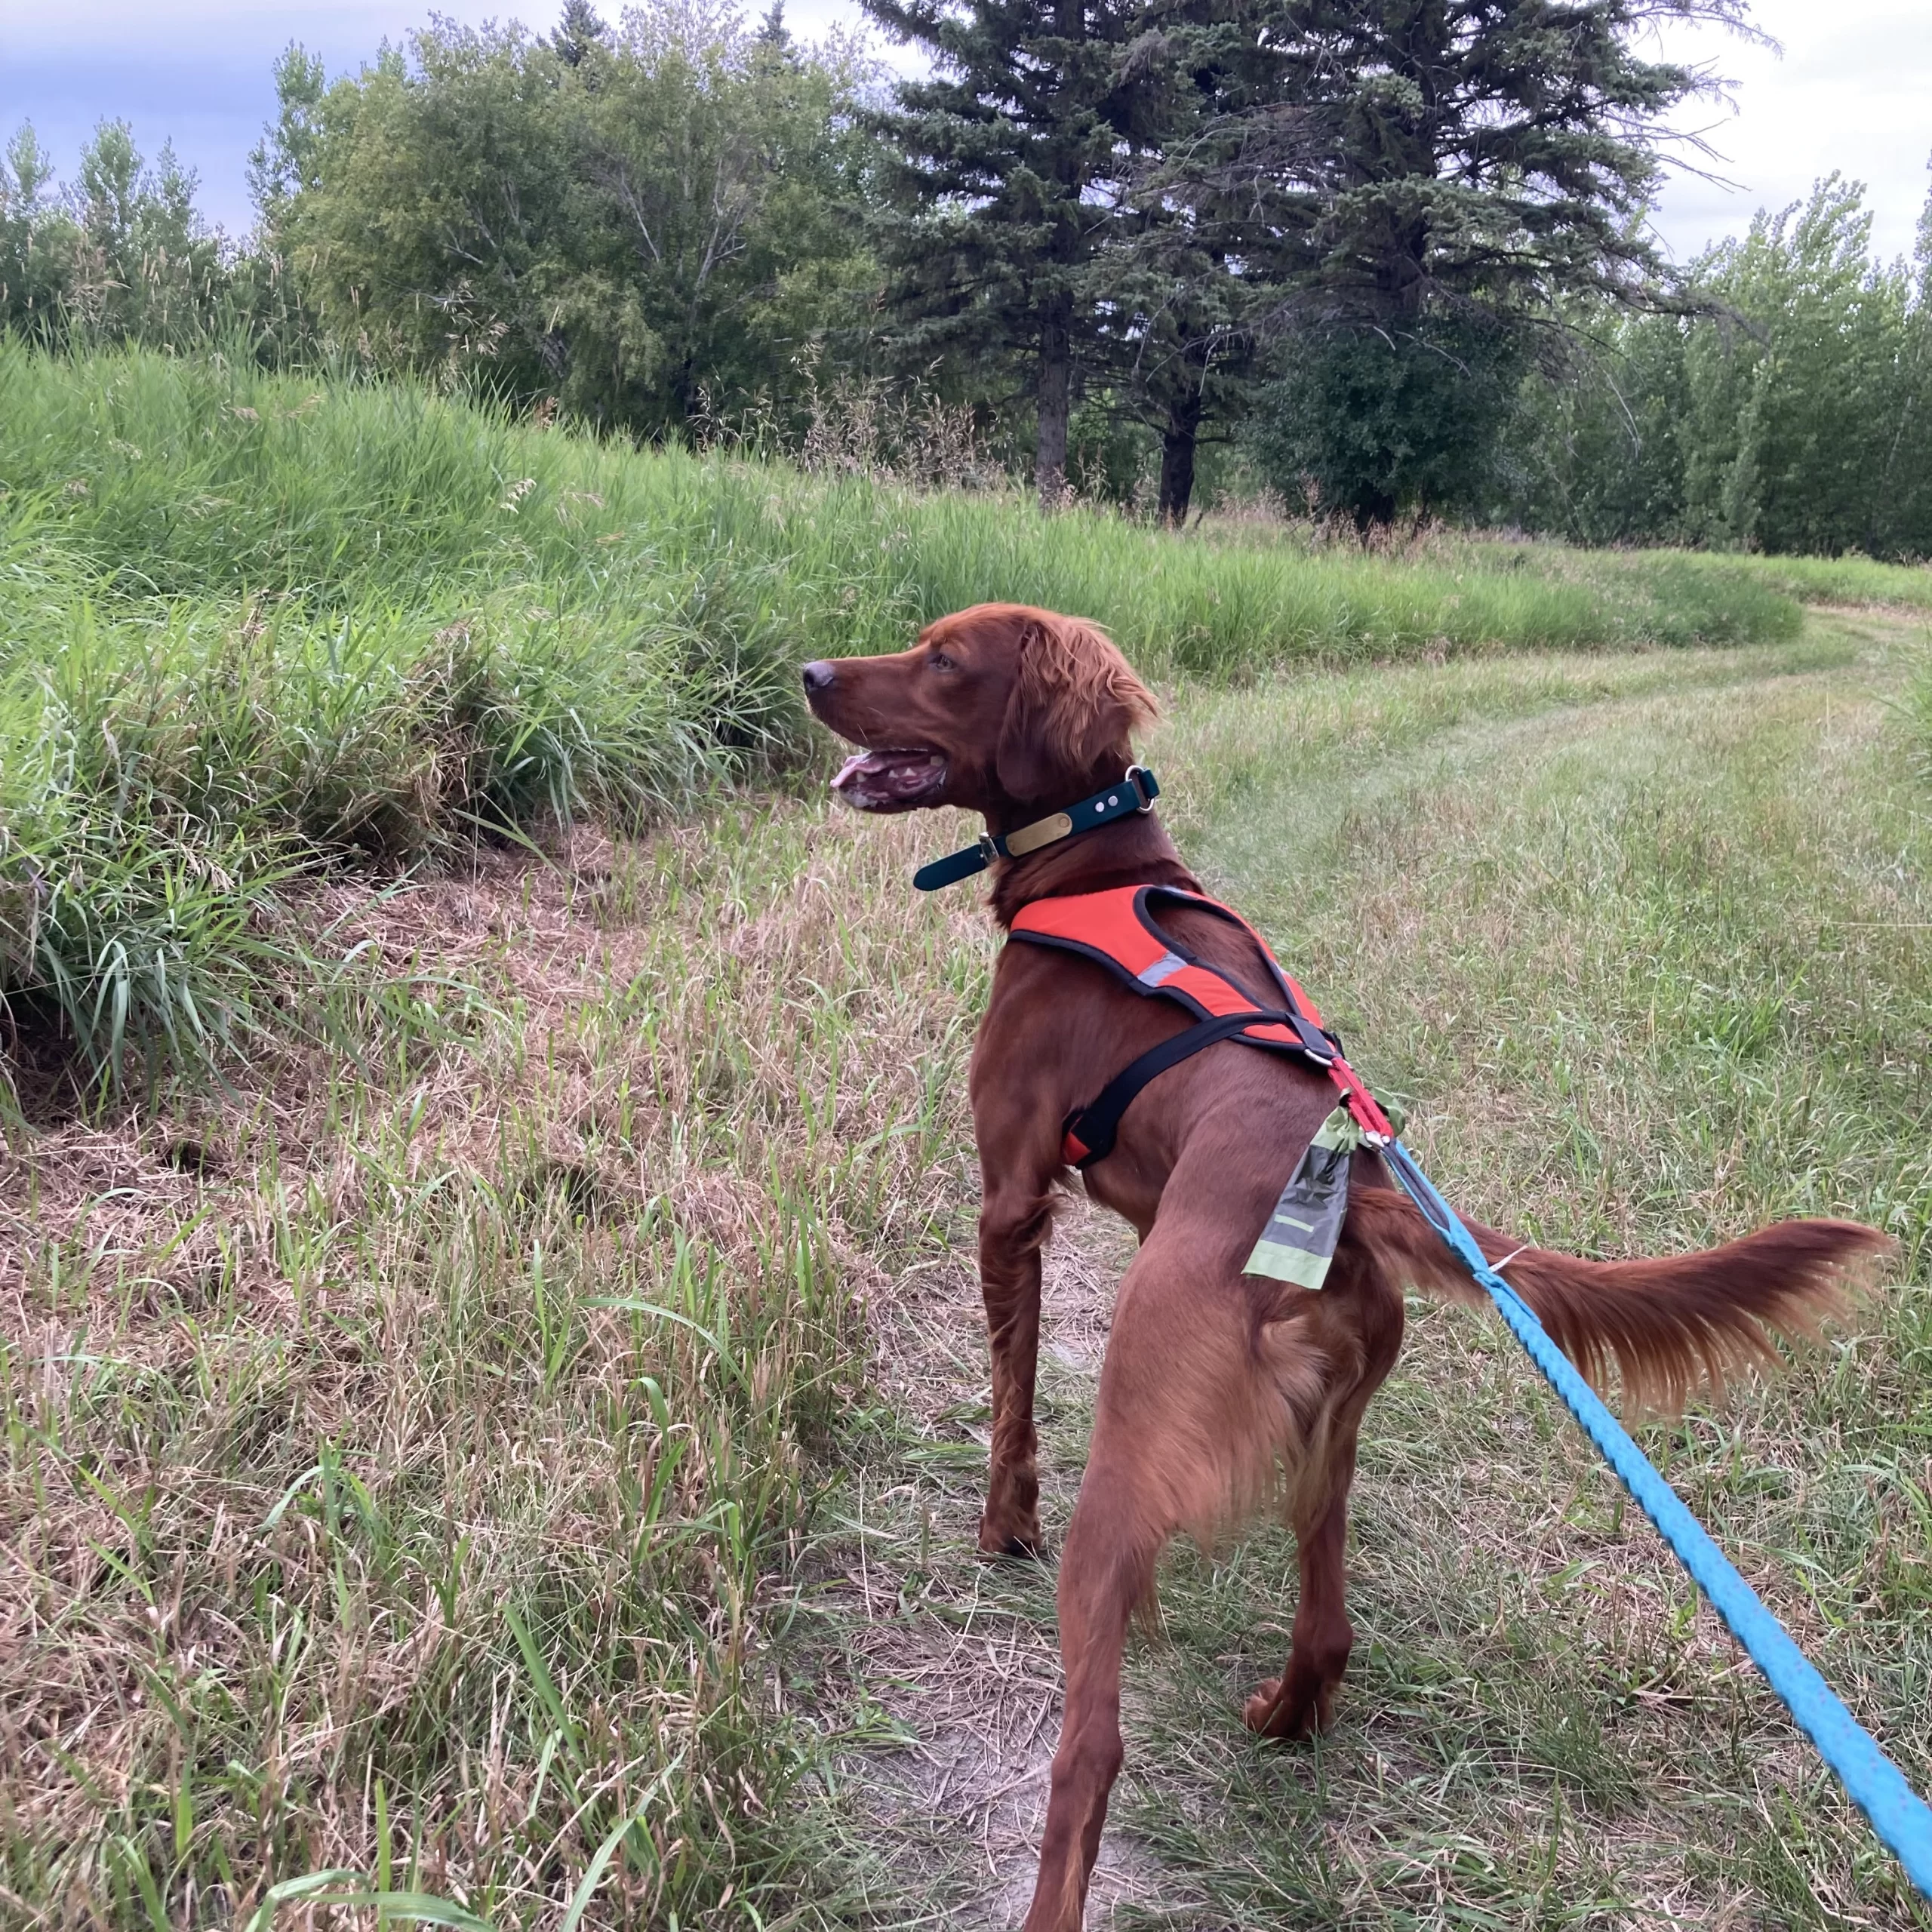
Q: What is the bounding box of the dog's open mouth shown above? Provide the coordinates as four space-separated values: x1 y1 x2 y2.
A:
831 746 947 812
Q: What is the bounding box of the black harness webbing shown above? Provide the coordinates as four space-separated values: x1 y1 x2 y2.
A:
1060 1013 1277 1167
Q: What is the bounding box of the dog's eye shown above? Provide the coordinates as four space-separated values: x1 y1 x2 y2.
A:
930 651 958 672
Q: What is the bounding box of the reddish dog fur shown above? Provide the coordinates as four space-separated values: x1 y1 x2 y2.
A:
801 604 1890 1932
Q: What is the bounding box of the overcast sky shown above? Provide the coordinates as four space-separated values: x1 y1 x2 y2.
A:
3 0 1927 264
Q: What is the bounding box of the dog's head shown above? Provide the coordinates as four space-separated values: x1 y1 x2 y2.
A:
801 604 1157 822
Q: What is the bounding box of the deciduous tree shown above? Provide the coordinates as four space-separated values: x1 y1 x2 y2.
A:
1506 169 1932 559
258 3 880 437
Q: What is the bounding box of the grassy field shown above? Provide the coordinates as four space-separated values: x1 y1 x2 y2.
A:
2 806 990 1927
0 340 1847 1087
9 602 1931 1928
5 344 1932 1928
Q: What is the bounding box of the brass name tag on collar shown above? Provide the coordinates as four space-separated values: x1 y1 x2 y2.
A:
1004 811 1073 857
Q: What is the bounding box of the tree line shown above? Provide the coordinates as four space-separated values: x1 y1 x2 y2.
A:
3 0 1930 557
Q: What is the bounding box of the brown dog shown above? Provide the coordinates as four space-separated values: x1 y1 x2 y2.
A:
802 603 1887 1931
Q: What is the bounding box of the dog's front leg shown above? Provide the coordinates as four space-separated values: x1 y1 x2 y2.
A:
975 1164 1057 1558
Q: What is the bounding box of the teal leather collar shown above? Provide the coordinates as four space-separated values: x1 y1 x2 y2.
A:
912 766 1159 892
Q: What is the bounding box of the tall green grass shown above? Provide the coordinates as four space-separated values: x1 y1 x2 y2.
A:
1 343 1807 678
1907 647 1932 781
1642 546 1932 612
0 340 1810 1087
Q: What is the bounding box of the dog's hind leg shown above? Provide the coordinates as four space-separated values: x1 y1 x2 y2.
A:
1241 1425 1360 1739
1023 1216 1319 1932
1021 1436 1154 1932
1244 1222 1404 1740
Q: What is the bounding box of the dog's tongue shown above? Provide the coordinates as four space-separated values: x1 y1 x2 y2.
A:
832 748 931 793
829 746 946 811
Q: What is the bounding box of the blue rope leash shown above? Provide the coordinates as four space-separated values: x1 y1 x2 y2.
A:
1381 1139 1932 1902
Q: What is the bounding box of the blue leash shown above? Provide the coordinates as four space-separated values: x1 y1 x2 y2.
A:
1381 1138 1932 1903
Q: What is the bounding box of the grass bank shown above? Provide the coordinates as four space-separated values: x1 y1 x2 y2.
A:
1661 548 1932 612
0 343 1814 1089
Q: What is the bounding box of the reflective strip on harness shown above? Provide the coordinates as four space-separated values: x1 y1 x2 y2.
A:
1137 951 1188 987
1010 884 1393 1162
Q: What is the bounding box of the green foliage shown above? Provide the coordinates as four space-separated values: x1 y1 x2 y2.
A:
859 0 1159 504
0 125 69 331
0 343 802 1082
863 0 1748 523
264 7 880 437
1512 174 1932 561
1250 313 1527 528
8 5 1925 563
1682 177 1931 556
1253 0 1735 306
0 120 231 347
1178 0 1749 528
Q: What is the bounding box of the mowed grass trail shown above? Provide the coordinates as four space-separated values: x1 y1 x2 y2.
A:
819 612 1932 1930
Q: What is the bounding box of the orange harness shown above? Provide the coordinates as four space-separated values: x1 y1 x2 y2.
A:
1009 884 1395 1167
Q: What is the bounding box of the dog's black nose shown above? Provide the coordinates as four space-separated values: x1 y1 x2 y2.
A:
801 660 835 694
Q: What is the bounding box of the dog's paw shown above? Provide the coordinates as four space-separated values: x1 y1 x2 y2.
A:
1242 1676 1326 1740
1242 1678 1290 1736
977 1515 1044 1561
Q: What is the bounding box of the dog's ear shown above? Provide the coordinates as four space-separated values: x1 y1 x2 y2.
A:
994 612 1158 804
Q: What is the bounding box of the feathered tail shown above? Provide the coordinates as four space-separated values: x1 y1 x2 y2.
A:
1346 1186 1892 1415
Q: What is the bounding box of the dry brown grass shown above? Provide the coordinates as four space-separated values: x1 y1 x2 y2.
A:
2 801 998 1927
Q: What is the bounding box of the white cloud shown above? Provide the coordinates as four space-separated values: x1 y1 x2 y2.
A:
1646 0 1931 263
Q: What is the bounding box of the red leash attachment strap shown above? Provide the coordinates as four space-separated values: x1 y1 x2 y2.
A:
1325 1066 1395 1144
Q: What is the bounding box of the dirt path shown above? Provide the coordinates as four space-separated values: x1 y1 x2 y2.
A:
827 1195 1177 1927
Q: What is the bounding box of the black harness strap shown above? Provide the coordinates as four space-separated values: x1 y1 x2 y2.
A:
1060 1012 1266 1166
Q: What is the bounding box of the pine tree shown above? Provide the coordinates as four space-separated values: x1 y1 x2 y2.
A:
1100 13 1273 521
1091 190 1254 522
758 1 792 51
1181 0 1758 527
551 0 611 67
860 0 1160 506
